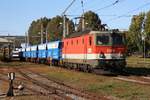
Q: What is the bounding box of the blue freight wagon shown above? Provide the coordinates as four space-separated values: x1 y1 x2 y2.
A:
30 45 38 62
26 46 31 61
47 41 62 65
19 48 24 61
21 48 26 59
37 43 47 63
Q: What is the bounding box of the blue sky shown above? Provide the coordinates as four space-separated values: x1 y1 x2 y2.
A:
0 0 150 36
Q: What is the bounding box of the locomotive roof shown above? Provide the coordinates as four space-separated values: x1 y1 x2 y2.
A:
66 30 91 38
65 29 121 38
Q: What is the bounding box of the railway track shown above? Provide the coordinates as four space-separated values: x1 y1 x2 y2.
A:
16 70 73 100
0 72 69 99
0 74 38 97
0 65 117 99
15 68 109 100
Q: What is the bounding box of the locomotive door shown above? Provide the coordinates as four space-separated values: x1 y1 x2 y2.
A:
83 37 87 62
87 36 92 59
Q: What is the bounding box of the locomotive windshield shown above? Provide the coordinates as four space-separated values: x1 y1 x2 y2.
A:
96 35 110 45
111 33 125 45
96 33 125 45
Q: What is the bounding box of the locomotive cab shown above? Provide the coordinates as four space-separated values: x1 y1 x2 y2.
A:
93 30 126 69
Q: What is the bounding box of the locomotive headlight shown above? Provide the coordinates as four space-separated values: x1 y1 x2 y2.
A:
120 54 123 58
99 53 105 58
119 53 125 58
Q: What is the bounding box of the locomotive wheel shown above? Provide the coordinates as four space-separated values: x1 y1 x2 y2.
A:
83 65 89 73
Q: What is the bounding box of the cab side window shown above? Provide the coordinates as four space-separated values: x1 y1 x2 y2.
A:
89 37 92 46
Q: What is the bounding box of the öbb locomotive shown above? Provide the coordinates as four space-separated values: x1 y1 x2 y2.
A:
20 30 126 71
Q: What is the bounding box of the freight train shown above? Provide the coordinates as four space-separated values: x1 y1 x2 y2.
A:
20 30 126 71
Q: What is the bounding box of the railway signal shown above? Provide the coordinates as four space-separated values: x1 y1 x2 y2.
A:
8 72 15 80
7 72 15 96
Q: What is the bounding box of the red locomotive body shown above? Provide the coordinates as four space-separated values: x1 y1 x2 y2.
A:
62 30 126 71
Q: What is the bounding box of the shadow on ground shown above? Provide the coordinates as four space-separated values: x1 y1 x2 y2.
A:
122 66 150 76
99 66 150 77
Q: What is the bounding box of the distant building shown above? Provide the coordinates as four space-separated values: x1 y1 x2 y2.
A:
0 36 25 48
0 38 13 48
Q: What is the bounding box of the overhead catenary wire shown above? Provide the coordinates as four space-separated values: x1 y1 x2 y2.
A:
65 14 133 17
84 0 106 11
93 0 125 13
66 0 123 19
94 0 119 12
81 0 85 31
62 0 76 15
66 0 131 31
67 0 99 17
107 1 150 22
62 0 150 32
68 0 123 19
92 0 126 31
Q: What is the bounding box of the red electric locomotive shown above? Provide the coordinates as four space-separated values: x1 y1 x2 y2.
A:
62 30 126 71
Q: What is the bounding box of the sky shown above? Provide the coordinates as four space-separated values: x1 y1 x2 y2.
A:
0 0 150 36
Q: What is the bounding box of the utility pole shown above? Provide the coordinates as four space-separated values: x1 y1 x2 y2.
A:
62 0 76 38
141 15 146 66
25 32 27 47
25 32 29 47
41 23 43 44
27 32 29 46
46 25 48 44
66 21 69 36
81 0 85 31
63 15 66 38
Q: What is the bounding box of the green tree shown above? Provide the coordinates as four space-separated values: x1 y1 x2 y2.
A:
128 13 145 54
47 16 74 41
144 11 150 36
28 17 50 45
77 11 102 31
46 16 63 41
144 11 150 53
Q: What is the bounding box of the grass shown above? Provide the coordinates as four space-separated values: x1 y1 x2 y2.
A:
35 66 150 99
85 81 150 99
125 56 150 75
0 62 22 67
127 56 150 68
